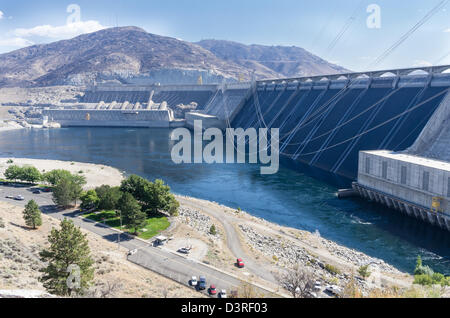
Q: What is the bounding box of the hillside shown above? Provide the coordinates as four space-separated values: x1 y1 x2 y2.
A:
0 27 348 87
196 39 349 78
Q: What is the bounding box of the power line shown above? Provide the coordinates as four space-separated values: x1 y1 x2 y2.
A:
369 0 450 69
326 0 365 56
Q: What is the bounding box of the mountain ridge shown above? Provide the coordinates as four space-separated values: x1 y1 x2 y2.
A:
0 26 349 87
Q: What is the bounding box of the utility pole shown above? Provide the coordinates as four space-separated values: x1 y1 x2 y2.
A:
118 210 123 248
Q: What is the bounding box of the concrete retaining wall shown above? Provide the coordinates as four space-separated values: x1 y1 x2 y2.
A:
43 109 172 128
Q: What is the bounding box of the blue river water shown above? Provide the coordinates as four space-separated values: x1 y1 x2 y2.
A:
0 127 449 274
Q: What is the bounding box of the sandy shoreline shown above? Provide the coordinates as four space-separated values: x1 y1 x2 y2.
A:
0 158 124 189
0 157 416 294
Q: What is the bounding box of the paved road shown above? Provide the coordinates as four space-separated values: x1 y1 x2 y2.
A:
0 184 277 297
178 197 277 284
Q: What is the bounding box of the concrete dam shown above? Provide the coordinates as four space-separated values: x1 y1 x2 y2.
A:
231 66 450 180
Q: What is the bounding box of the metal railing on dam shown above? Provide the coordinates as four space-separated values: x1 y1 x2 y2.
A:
231 65 450 180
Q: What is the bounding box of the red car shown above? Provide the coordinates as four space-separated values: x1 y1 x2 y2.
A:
236 258 245 268
208 285 217 296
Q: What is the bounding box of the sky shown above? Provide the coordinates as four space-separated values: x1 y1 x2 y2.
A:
0 0 449 72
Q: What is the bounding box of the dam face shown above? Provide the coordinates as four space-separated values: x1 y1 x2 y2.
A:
231 69 450 180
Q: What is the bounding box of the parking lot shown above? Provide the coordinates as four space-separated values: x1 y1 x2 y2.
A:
0 184 55 209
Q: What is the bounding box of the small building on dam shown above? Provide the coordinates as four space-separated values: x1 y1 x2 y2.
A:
354 151 450 231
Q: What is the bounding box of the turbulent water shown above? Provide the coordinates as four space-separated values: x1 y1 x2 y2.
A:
1 127 449 274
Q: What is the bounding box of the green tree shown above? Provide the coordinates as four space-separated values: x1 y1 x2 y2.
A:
95 185 122 211
120 175 149 203
5 165 21 181
52 177 83 207
21 166 42 183
358 265 371 280
43 169 73 186
80 190 100 211
120 176 179 216
146 179 175 215
414 255 434 276
39 219 94 296
23 200 42 229
118 192 146 235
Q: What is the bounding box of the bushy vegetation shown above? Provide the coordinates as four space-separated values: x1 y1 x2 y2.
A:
4 165 42 183
95 185 122 211
413 256 449 287
120 175 179 217
80 190 100 211
325 264 341 275
209 224 217 236
81 175 178 238
358 265 371 279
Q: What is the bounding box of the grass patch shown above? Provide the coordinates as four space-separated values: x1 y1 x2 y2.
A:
84 210 170 240
139 217 170 240
325 264 341 275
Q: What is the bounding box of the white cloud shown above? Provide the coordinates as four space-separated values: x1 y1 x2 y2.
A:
0 37 34 47
14 20 107 39
445 28 450 33
0 10 4 19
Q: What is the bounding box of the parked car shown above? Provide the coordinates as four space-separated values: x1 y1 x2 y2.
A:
208 284 217 296
219 290 227 298
198 276 207 290
42 188 52 193
14 195 25 201
32 189 41 194
236 258 245 268
127 249 138 257
5 195 14 199
190 276 198 287
314 281 322 291
178 247 191 255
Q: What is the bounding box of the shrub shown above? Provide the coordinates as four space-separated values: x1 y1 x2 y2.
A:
358 265 371 279
414 274 433 286
325 264 341 275
80 190 100 211
209 225 217 236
